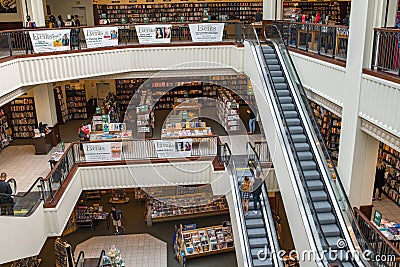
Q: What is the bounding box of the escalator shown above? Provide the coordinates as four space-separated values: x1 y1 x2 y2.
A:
243 25 373 266
221 144 283 267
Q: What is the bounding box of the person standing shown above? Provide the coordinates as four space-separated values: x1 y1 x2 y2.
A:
0 173 12 203
254 9 262 23
57 15 65 28
251 171 265 215
247 109 256 134
110 206 124 234
74 15 81 27
373 163 385 201
241 176 253 216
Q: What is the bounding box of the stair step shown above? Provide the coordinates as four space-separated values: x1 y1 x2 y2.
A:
282 103 295 111
306 180 324 191
236 169 253 178
287 118 301 126
310 190 328 201
246 219 264 229
266 59 279 65
268 65 281 71
274 83 288 90
294 142 309 152
245 212 263 219
326 236 342 249
292 134 307 143
249 237 269 248
251 247 269 259
248 228 267 238
253 258 274 267
297 151 313 160
288 126 303 134
321 224 340 237
277 90 290 97
270 70 283 77
264 54 277 60
300 160 317 170
278 96 292 104
314 201 332 213
262 46 274 53
317 212 336 224
272 77 285 83
303 170 320 180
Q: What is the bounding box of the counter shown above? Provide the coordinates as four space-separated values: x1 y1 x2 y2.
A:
33 133 54 155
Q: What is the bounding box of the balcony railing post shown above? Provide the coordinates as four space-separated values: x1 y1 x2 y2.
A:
371 29 378 70
317 25 322 55
332 28 337 59
7 32 12 56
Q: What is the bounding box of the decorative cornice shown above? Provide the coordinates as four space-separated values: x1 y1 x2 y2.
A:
0 86 32 107
360 118 400 152
304 87 343 116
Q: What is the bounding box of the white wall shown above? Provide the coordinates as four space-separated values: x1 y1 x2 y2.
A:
46 0 94 26
33 83 58 127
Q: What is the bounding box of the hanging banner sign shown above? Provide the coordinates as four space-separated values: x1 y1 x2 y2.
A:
83 142 122 161
154 139 193 158
135 24 172 44
29 29 71 53
83 27 119 48
189 23 224 42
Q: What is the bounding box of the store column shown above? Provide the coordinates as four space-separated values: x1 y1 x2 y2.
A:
263 0 282 20
20 0 46 27
33 84 58 127
337 0 386 208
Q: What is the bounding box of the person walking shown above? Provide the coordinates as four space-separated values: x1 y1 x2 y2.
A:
241 176 253 216
247 109 256 134
110 206 124 234
251 171 265 215
0 173 13 215
373 162 385 201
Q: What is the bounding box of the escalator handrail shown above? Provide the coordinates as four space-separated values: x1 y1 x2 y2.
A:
6 178 17 194
264 24 376 265
247 142 285 267
0 177 44 198
245 37 326 266
253 40 335 263
74 251 84 266
223 143 253 267
97 249 106 267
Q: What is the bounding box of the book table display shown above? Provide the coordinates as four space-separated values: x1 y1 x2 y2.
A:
101 245 125 267
174 223 234 265
146 192 229 224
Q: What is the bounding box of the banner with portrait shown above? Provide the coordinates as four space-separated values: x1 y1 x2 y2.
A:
29 29 71 53
83 27 119 48
154 139 193 158
135 24 172 44
83 142 122 162
189 23 225 42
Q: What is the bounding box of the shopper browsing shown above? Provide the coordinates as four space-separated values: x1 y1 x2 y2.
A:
247 109 256 134
373 162 385 201
0 173 13 204
241 176 253 216
251 171 265 215
110 206 124 234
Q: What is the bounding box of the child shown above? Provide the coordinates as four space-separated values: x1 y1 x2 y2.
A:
241 176 252 216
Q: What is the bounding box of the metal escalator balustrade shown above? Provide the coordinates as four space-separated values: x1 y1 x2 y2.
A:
222 143 283 267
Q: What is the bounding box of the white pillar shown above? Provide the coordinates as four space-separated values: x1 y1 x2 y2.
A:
337 0 383 207
263 0 282 20
33 84 58 127
20 0 46 27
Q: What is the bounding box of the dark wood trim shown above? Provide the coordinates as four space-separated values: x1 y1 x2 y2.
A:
287 46 347 68
362 68 400 84
373 27 400 33
354 207 400 255
212 156 225 171
359 204 373 220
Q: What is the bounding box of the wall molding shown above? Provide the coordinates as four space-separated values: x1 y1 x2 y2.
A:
360 118 400 151
304 87 343 116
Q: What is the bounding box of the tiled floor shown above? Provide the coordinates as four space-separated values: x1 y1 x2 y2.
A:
372 194 400 222
0 144 65 193
74 233 167 267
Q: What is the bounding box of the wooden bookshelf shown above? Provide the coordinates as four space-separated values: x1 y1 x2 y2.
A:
53 85 69 124
116 78 147 117
10 97 37 139
65 84 87 120
379 142 400 207
93 1 262 24
0 108 11 149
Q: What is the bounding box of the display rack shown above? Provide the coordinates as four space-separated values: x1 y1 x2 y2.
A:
53 85 69 124
10 97 37 139
310 101 341 164
116 78 147 116
65 83 87 120
94 1 262 24
62 213 78 236
86 190 101 200
217 90 240 132
379 142 400 207
55 238 74 267
109 189 130 204
0 108 11 149
173 222 234 265
136 89 155 138
146 193 229 224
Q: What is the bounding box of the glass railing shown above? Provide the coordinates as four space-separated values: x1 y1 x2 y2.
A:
264 24 381 265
